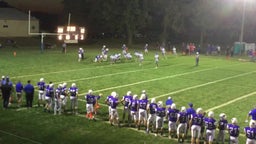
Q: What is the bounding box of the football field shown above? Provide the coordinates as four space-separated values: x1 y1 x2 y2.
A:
0 44 255 144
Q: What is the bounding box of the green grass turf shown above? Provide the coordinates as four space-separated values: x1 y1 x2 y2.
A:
0 43 255 143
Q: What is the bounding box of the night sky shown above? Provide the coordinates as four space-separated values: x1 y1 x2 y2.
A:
3 0 63 14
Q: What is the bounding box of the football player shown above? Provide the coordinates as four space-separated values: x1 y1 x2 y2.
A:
108 92 120 126
85 89 96 120
45 83 54 113
130 94 139 128
138 94 148 131
244 121 256 144
204 111 216 144
177 106 188 143
155 101 166 136
68 83 78 114
227 118 240 144
166 103 179 139
189 107 204 144
105 91 116 121
216 113 228 144
146 98 158 134
37 78 46 107
121 91 133 124
54 84 62 115
60 82 68 113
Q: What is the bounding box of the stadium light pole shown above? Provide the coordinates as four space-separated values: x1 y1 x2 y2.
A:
239 0 246 43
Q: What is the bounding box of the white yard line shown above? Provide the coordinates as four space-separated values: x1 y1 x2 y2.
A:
206 91 256 112
0 129 42 144
152 70 256 99
78 67 218 95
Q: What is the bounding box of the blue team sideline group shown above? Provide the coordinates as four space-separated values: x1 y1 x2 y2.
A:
1 44 255 144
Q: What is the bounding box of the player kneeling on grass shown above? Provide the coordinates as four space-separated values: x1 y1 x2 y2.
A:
121 91 133 125
204 111 216 144
108 92 120 127
190 107 204 144
155 101 166 137
60 82 68 113
69 83 78 114
146 98 157 134
85 89 96 120
227 118 239 144
45 83 54 112
54 84 62 115
138 94 148 131
176 106 188 143
37 78 46 107
216 113 228 143
130 94 139 128
244 120 256 144
166 103 179 139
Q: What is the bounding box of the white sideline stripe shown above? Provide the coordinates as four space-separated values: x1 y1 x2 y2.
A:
0 129 42 144
78 67 218 95
152 70 256 99
206 91 256 112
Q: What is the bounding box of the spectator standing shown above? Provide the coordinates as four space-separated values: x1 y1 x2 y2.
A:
24 80 34 108
0 78 13 109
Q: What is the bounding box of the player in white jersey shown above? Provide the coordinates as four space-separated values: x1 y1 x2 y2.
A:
160 46 166 59
155 53 159 68
172 46 177 56
138 53 144 66
144 43 149 54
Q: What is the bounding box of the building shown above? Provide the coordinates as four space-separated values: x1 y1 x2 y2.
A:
0 8 39 37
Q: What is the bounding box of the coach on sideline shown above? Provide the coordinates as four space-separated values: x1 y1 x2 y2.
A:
0 78 13 109
24 80 34 108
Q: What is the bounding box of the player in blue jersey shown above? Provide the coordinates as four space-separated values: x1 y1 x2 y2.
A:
204 111 216 144
190 107 204 144
37 78 46 107
177 106 188 143
166 103 179 139
121 91 133 124
105 91 116 121
130 94 139 128
45 83 54 113
146 98 157 134
15 80 23 107
216 113 228 144
60 82 68 113
85 89 96 120
227 118 239 144
68 83 78 114
155 101 166 137
195 52 199 66
54 84 62 115
244 121 256 144
138 94 148 131
108 93 120 127
246 106 256 123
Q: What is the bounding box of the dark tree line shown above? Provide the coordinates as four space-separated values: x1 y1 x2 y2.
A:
62 0 256 45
